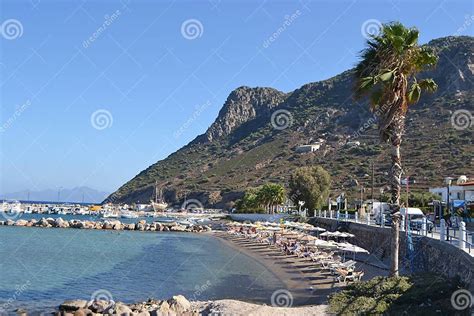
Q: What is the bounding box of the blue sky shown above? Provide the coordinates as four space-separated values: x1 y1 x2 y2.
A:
0 0 472 197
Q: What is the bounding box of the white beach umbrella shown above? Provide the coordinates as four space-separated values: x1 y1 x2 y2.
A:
312 239 339 249
320 231 337 237
337 242 369 254
338 232 355 238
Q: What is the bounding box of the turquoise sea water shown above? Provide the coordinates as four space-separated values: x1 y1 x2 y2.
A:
0 226 284 313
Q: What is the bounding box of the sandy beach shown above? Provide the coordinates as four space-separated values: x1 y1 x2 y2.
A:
206 229 389 314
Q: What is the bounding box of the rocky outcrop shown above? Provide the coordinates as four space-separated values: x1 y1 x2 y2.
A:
202 86 286 142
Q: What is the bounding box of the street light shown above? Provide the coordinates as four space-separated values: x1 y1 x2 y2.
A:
445 177 454 220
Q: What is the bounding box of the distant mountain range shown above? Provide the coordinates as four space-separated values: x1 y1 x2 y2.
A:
1 186 110 204
107 36 474 208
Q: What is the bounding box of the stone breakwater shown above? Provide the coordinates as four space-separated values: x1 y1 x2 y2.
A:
0 218 212 233
55 295 198 316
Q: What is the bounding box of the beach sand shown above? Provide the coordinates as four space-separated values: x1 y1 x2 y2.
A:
206 231 388 315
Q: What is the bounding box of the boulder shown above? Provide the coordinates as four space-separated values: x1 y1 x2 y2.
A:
55 218 70 228
15 219 28 226
158 301 170 314
103 222 113 230
68 221 81 229
113 223 123 230
73 308 93 316
88 300 115 314
46 217 56 225
110 302 133 315
15 308 28 316
135 222 146 231
59 300 88 311
167 295 191 313
125 224 135 230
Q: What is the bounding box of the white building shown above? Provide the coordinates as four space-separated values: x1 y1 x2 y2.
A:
295 144 321 153
429 181 474 203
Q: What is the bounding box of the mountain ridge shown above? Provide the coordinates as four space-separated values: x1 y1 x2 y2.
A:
106 36 474 208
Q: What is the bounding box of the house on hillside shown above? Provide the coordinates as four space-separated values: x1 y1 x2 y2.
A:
295 139 325 153
295 144 321 153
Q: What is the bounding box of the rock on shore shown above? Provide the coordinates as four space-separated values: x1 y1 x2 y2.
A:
58 295 197 316
0 218 211 233
54 296 328 316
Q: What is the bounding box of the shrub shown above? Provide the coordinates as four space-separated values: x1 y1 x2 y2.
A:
328 274 463 315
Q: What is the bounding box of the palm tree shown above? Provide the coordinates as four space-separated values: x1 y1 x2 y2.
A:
267 183 286 214
354 22 438 276
256 184 286 214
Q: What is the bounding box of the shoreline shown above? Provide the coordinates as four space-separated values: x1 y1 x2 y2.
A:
211 231 343 308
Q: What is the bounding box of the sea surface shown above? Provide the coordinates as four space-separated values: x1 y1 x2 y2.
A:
0 226 284 313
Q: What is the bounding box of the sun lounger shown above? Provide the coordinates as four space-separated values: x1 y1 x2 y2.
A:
335 269 364 283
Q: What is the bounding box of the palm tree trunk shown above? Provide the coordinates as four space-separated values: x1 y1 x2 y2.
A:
389 129 403 277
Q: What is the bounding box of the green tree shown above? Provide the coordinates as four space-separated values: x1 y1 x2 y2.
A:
236 184 286 214
289 166 331 217
235 188 259 211
256 183 286 214
354 22 438 276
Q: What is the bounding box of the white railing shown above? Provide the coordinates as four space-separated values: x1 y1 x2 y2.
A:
315 211 473 256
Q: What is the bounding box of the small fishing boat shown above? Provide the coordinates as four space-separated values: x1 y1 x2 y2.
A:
121 211 139 219
102 211 120 218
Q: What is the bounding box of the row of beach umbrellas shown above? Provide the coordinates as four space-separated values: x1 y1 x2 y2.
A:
226 220 369 255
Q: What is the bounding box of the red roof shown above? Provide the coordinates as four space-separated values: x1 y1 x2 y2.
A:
459 181 474 186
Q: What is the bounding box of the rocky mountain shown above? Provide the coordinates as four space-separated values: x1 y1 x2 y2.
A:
106 36 474 208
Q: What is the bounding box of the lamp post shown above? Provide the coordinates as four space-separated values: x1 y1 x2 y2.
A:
445 177 453 220
298 201 305 217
